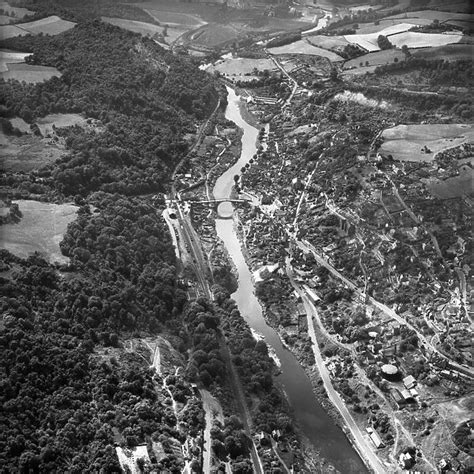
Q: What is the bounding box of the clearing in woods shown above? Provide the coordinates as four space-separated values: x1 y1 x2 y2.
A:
0 50 29 71
0 200 78 264
1 62 60 83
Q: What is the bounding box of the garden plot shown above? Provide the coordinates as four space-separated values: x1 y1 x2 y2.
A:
379 124 474 162
268 39 344 61
0 200 78 264
101 17 163 37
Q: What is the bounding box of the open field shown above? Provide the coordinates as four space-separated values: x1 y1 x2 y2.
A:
186 23 239 48
0 14 13 25
144 8 205 26
428 165 473 199
1 130 65 172
0 200 78 264
355 18 431 34
390 31 463 49
18 15 76 35
0 24 28 39
305 35 348 51
209 57 276 77
0 1 34 19
344 49 404 70
1 62 60 83
101 17 163 36
36 113 87 136
268 39 344 61
411 43 474 61
387 10 472 22
0 49 29 72
344 23 416 51
0 15 76 39
379 124 474 162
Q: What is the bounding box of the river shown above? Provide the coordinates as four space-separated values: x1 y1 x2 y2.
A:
213 86 367 473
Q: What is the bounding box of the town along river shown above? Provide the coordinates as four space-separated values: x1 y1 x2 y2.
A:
213 86 368 473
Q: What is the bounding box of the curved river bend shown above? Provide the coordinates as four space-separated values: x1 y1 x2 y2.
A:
213 87 367 473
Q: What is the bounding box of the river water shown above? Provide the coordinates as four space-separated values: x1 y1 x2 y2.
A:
213 87 367 473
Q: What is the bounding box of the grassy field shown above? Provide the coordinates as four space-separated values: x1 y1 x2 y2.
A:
1 130 65 172
268 39 344 61
344 23 420 51
1 62 61 83
379 124 474 162
101 17 164 37
428 166 473 199
305 35 348 51
411 43 473 61
390 31 463 49
387 10 472 22
0 15 75 39
187 23 239 48
36 113 87 136
0 1 34 19
19 15 76 35
344 49 404 70
0 200 78 264
209 57 276 76
0 49 29 72
355 18 431 34
144 8 205 26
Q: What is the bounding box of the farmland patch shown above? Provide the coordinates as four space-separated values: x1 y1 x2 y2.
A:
344 49 404 70
0 49 29 72
0 200 78 264
379 124 474 162
0 1 34 19
1 62 60 83
36 113 88 136
428 166 473 199
268 39 344 61
1 129 65 172
389 31 463 49
387 10 472 23
0 15 75 39
305 35 349 51
101 17 164 37
209 57 276 78
411 43 473 61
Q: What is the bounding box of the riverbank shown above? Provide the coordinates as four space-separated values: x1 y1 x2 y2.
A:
212 85 369 473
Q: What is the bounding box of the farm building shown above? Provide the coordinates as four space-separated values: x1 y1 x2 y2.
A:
366 427 385 449
403 375 416 389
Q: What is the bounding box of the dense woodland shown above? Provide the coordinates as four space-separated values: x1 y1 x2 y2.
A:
1 21 218 197
0 18 221 473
